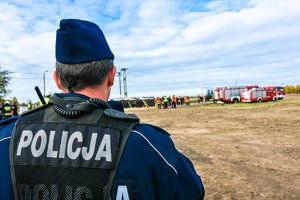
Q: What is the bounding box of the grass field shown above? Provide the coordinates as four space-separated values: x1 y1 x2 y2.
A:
127 94 300 199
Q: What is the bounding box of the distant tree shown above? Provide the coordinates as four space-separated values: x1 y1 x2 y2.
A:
284 85 300 94
0 67 12 100
296 85 300 94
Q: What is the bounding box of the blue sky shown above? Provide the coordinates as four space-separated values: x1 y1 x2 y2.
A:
0 0 299 103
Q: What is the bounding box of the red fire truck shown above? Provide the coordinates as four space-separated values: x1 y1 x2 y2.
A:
241 87 269 103
262 86 285 100
218 85 258 103
265 88 278 101
213 87 224 102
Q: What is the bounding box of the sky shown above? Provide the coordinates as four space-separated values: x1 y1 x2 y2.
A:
0 0 299 103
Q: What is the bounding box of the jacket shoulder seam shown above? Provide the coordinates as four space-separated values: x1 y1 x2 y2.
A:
131 130 177 175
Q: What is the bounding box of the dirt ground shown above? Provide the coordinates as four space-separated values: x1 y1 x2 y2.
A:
126 95 300 200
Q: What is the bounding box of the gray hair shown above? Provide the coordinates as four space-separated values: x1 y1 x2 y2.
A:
56 59 114 92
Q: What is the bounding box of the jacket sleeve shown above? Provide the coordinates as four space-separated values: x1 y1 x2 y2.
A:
0 117 19 200
152 124 205 200
117 124 204 200
174 151 205 200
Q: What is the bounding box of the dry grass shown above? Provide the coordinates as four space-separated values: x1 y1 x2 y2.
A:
126 95 300 199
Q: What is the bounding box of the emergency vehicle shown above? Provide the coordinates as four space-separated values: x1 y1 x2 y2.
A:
213 87 223 102
218 85 258 103
198 88 214 101
241 87 268 103
262 86 285 100
265 88 278 101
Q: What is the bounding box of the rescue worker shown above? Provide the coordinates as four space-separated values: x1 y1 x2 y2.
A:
0 19 204 200
187 96 191 105
155 96 162 109
177 96 182 106
11 102 19 117
197 95 201 104
171 95 177 108
1 101 12 120
27 101 32 110
163 96 168 109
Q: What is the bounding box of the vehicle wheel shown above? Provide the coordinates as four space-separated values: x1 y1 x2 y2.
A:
232 98 238 103
273 96 277 101
258 98 262 103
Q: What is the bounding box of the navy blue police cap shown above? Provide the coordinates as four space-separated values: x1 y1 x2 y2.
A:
56 19 114 64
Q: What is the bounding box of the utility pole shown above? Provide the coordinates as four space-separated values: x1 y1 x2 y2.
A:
43 70 48 96
121 68 128 98
116 72 122 97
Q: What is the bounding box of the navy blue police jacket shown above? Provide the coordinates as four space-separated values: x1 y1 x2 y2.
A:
0 93 205 200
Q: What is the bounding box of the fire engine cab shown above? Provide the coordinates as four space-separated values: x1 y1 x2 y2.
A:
262 86 285 100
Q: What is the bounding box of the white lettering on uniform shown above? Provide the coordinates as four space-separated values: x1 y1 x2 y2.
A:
74 186 93 200
47 131 58 158
33 184 49 200
59 131 68 158
82 133 97 160
67 131 82 160
95 134 112 161
16 129 113 161
18 184 93 200
116 185 130 200
17 130 33 156
31 130 47 157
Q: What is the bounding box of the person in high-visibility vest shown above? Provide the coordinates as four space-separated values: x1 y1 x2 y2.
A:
1 101 12 120
27 101 32 110
171 95 177 108
155 97 162 109
163 96 168 109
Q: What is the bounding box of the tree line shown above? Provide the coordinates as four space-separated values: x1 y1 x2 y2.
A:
0 67 12 103
284 85 300 94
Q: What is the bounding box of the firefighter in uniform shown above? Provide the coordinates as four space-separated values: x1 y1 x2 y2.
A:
27 101 32 110
163 96 168 109
1 101 12 120
171 95 177 108
155 96 162 109
0 19 204 200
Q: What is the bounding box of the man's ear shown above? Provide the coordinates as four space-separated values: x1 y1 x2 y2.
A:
53 71 62 90
108 66 117 87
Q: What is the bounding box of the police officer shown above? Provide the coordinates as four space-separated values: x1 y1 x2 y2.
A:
0 19 204 200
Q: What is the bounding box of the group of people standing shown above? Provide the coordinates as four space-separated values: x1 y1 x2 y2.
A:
155 95 191 109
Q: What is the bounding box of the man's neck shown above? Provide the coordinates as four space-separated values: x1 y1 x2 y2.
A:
63 85 110 101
